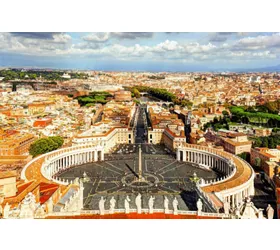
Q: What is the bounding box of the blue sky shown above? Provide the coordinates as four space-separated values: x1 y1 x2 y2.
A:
0 32 280 71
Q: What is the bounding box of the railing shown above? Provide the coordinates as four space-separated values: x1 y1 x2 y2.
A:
46 209 228 218
195 184 219 212
200 165 237 187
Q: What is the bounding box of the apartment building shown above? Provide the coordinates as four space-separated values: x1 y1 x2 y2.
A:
0 133 35 156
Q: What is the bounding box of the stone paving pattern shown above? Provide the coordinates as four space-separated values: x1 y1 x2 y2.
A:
57 144 220 212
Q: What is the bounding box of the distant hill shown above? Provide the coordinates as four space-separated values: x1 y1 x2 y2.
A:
230 64 280 73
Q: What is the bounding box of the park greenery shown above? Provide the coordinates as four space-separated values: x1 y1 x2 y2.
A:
127 86 193 108
203 101 280 132
75 91 112 106
0 69 89 81
29 136 64 157
229 105 280 127
251 135 280 149
203 111 230 132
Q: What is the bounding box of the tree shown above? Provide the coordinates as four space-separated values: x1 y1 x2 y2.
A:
29 136 64 157
262 137 269 148
253 137 262 148
132 88 140 98
255 157 261 167
213 117 219 124
50 136 64 148
222 110 229 117
237 152 250 163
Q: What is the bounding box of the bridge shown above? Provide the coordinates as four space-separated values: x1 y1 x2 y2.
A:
139 100 173 107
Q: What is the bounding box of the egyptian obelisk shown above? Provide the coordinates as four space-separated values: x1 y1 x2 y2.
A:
138 146 144 181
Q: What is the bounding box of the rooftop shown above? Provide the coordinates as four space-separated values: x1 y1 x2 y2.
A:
0 170 17 179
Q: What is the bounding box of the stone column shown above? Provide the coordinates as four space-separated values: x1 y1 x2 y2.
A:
176 149 180 161
94 150 98 161
192 152 194 163
89 152 92 162
249 182 254 196
182 150 186 161
63 158 65 169
101 150 104 161
192 152 195 163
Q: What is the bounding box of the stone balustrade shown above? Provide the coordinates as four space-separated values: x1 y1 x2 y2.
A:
47 209 229 218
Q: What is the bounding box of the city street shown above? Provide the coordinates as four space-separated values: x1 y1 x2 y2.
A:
135 104 147 144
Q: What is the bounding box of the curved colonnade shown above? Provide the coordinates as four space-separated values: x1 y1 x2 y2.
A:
21 144 104 185
176 144 255 209
21 143 255 212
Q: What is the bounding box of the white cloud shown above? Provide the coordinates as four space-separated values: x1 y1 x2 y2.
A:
235 33 280 50
111 32 153 39
82 33 110 43
0 32 279 65
53 33 72 43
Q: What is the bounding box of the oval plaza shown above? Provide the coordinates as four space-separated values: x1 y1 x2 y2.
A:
17 140 259 219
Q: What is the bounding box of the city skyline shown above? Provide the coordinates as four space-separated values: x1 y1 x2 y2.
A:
1 32 280 71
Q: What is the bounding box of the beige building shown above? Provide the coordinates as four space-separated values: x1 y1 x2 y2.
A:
0 171 17 198
114 90 132 102
72 122 134 153
147 105 186 151
251 147 280 178
222 133 252 155
0 133 35 156
205 129 252 155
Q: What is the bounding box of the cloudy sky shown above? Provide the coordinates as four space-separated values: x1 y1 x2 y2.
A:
0 32 280 71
